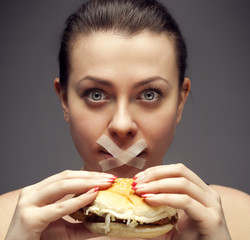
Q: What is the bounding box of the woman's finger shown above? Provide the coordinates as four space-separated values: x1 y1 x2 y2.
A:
142 193 209 223
32 170 115 190
142 191 227 236
34 178 114 205
134 164 210 192
134 178 212 207
38 187 99 224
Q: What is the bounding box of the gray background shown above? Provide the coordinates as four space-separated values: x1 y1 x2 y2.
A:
0 0 249 195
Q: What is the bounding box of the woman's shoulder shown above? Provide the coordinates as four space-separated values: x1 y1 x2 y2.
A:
210 184 250 205
0 189 21 213
210 184 250 239
0 189 21 239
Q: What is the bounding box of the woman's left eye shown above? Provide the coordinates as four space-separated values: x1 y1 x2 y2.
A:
88 90 105 101
138 89 160 102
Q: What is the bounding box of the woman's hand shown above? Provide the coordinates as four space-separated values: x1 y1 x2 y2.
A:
5 170 116 240
133 164 232 240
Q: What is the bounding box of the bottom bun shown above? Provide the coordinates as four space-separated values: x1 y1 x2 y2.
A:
85 222 174 239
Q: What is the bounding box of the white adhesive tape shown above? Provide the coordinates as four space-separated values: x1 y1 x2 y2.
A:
97 135 147 171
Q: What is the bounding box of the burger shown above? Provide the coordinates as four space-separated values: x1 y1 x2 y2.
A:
70 178 178 238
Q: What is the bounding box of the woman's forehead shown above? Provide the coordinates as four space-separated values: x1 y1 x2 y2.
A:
69 31 178 80
72 31 175 54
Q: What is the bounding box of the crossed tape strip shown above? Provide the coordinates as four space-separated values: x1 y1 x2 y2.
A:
96 135 147 171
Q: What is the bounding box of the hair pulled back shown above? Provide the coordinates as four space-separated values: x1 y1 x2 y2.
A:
58 0 187 89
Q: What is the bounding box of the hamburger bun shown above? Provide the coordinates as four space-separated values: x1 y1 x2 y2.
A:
70 178 178 238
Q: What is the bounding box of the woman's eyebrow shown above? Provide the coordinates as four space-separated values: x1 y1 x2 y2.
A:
77 76 112 86
134 77 170 88
76 76 169 87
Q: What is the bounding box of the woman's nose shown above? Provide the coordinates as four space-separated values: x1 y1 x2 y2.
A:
108 101 137 138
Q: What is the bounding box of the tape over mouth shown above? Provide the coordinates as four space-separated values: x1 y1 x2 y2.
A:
97 135 147 171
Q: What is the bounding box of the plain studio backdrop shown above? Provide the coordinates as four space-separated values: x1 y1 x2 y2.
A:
0 0 249 195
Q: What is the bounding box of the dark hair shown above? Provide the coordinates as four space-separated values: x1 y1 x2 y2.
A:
58 0 187 89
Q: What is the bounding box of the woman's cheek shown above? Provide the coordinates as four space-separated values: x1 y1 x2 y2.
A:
141 110 177 160
68 110 106 156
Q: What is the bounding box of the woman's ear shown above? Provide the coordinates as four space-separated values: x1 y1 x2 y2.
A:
54 78 69 123
176 77 191 124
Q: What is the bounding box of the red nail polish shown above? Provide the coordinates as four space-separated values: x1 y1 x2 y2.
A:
133 176 138 180
131 186 137 190
108 179 114 183
94 187 99 192
110 176 117 181
131 181 137 186
141 194 154 198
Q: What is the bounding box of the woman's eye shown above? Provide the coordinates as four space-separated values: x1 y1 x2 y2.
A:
141 90 159 101
83 88 109 105
89 90 104 101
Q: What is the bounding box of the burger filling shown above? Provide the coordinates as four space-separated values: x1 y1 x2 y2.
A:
82 210 178 234
84 211 178 226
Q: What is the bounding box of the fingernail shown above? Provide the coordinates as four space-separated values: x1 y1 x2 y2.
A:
108 178 116 183
88 187 99 194
131 181 137 186
132 183 147 190
141 193 155 198
132 176 137 180
99 178 115 183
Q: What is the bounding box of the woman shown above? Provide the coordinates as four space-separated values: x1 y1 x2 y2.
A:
1 0 249 239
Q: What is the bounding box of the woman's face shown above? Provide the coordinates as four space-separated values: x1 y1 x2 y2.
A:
55 31 190 177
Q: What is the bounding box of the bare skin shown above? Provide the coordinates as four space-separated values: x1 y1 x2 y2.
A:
0 179 249 240
1 32 250 239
